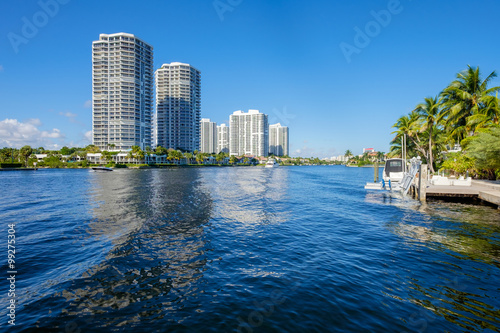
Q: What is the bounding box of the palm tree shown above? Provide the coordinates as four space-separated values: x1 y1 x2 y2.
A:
466 92 500 132
19 146 33 167
440 65 500 143
126 150 134 163
412 96 441 173
195 153 204 164
229 155 238 165
216 153 224 164
19 145 33 167
101 150 112 164
391 111 426 158
184 152 193 164
85 144 100 153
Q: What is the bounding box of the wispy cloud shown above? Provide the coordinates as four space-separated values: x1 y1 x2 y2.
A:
83 100 92 108
0 118 65 149
84 130 92 142
0 65 4 72
58 111 84 126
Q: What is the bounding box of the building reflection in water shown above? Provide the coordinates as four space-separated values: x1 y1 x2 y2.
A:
205 167 290 228
50 167 290 330
56 168 213 329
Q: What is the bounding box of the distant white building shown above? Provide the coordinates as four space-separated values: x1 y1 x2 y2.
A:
363 148 375 153
230 110 268 156
269 123 289 156
217 123 229 154
331 155 349 162
200 118 217 154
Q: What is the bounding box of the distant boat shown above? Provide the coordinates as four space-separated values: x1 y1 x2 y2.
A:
92 166 113 172
265 158 279 168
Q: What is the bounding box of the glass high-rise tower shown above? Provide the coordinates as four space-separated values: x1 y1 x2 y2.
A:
155 62 201 152
92 33 154 151
229 110 268 157
269 123 289 156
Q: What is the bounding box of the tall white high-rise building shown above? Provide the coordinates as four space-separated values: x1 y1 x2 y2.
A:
217 123 229 154
269 123 289 156
200 118 217 154
229 110 268 156
155 62 201 152
92 32 153 151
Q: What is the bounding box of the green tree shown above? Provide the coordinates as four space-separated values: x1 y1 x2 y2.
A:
216 153 225 164
60 146 71 155
101 150 113 164
184 152 193 163
85 144 100 153
412 96 442 173
156 145 168 156
466 127 500 178
229 155 238 165
441 65 500 143
390 111 425 158
131 145 145 161
19 145 33 167
77 150 87 161
441 152 475 176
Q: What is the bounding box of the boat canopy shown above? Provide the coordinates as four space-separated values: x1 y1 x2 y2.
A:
385 159 403 177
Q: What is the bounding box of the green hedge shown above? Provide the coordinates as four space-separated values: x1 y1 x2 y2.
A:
0 163 23 168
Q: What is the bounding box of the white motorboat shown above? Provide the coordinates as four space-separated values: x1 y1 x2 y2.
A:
365 157 421 194
265 158 279 168
382 158 405 187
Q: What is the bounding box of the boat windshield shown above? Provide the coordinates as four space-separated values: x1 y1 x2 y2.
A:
385 160 403 175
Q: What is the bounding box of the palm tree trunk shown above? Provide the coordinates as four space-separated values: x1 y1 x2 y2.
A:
428 134 434 174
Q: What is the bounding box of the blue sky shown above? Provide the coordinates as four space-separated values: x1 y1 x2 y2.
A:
1 0 499 157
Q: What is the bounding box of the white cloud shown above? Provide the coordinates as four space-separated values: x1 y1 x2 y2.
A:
0 118 65 149
59 111 78 123
84 130 92 142
59 111 77 118
58 111 85 126
83 100 92 108
0 65 4 72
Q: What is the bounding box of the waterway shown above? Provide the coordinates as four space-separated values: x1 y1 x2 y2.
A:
0 166 499 332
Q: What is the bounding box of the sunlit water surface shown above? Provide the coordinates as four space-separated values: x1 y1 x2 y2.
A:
0 166 499 332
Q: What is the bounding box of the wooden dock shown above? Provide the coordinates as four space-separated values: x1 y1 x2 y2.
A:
425 180 500 208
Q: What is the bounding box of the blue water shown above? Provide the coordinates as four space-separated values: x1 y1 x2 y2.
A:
0 166 499 332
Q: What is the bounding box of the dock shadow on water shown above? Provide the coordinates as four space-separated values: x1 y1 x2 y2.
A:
0 166 498 332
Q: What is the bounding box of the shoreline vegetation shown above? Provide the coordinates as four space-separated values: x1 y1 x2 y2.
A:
387 65 500 180
0 146 341 170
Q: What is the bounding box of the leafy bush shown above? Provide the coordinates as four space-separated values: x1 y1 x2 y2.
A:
43 156 64 168
440 152 475 175
467 127 500 171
